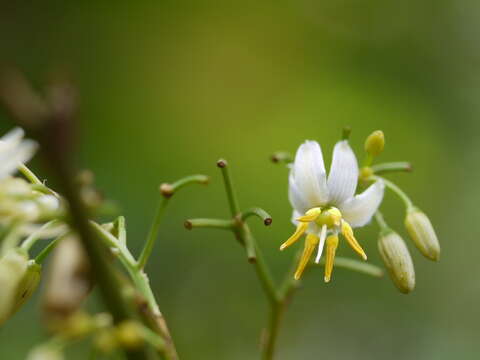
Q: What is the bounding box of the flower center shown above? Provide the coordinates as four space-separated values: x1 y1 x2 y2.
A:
314 207 342 229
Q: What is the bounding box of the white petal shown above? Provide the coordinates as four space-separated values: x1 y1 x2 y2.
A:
327 140 359 205
292 141 329 207
340 180 385 228
315 225 327 263
1 127 24 143
290 209 302 227
288 174 309 214
0 140 37 179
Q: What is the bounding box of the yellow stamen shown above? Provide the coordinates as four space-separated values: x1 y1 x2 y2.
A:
341 221 367 260
294 233 319 280
296 207 321 222
324 234 339 283
328 207 342 227
280 222 308 251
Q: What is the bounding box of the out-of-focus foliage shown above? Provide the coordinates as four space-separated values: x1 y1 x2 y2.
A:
1 1 478 359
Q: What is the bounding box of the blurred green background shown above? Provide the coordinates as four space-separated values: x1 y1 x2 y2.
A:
1 1 478 359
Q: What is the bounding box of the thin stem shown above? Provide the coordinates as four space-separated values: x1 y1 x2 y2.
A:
21 219 61 252
137 198 169 270
18 164 43 185
374 211 389 230
250 240 279 305
217 159 240 216
91 220 178 360
184 218 235 230
315 257 384 278
238 225 257 262
168 174 209 193
372 162 412 175
240 208 272 226
34 234 64 264
373 175 414 209
89 221 137 268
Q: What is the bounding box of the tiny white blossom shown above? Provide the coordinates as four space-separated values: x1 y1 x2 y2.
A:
281 140 384 281
0 127 37 179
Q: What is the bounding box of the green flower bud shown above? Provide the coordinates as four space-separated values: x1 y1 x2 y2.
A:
365 130 385 157
405 207 440 261
378 230 415 294
0 249 28 325
27 346 64 360
11 260 41 315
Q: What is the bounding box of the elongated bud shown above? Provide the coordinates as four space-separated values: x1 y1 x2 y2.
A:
27 346 64 360
365 130 385 157
405 207 440 261
378 231 415 294
0 249 29 325
11 260 41 315
43 235 91 324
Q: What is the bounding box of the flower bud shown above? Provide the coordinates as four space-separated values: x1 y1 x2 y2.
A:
378 230 415 294
43 235 91 323
365 130 385 157
27 346 64 360
405 207 440 261
0 249 29 325
11 260 41 315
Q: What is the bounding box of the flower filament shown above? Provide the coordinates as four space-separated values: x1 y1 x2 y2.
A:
280 206 367 281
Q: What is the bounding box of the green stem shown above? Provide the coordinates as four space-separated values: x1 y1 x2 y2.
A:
315 256 384 278
21 219 61 252
250 240 279 305
18 164 43 185
371 162 412 175
217 159 240 216
373 176 414 209
137 198 169 270
184 218 235 230
374 211 389 231
35 234 64 264
240 208 272 226
90 220 177 360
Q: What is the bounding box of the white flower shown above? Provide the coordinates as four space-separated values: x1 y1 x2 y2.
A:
281 140 384 281
0 127 37 179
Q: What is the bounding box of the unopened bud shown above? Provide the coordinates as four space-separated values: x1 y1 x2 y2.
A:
0 250 29 325
43 235 91 323
115 321 144 349
378 230 415 294
11 260 41 315
365 130 385 157
27 346 64 360
405 207 440 261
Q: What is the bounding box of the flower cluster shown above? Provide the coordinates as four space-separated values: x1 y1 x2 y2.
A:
280 130 440 293
0 128 63 325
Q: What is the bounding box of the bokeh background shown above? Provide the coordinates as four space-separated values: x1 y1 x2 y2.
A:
1 1 479 359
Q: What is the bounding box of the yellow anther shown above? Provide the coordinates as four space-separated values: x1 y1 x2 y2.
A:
296 207 321 222
324 234 339 283
341 221 367 260
294 233 319 280
280 222 308 251
329 207 342 227
316 207 342 228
